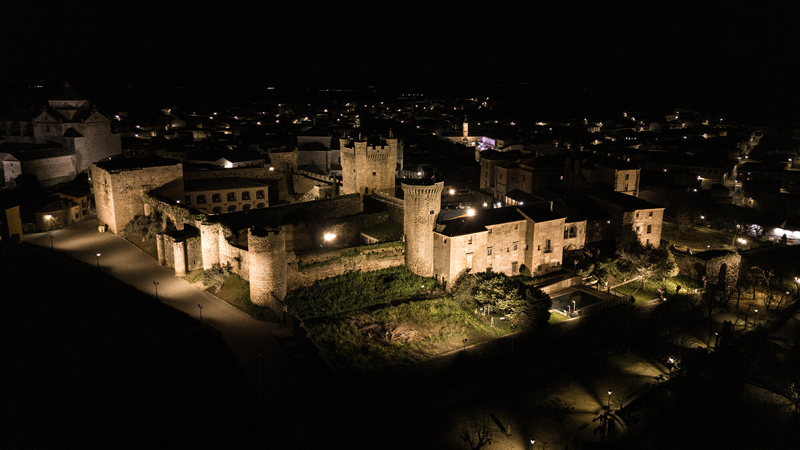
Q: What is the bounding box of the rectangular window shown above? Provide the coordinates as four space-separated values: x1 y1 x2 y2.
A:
512 262 518 274
487 247 492 255
649 211 653 217
647 225 652 234
545 239 551 252
468 237 472 245
513 242 518 250
625 174 630 180
636 212 639 218
564 227 569 239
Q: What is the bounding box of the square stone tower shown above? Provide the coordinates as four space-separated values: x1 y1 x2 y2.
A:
340 137 397 196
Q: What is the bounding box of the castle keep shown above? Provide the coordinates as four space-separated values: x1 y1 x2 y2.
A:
340 137 397 197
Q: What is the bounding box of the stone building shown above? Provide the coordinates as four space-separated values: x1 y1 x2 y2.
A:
0 153 21 186
340 137 398 196
586 189 665 246
183 178 269 214
431 204 566 290
92 158 184 234
31 83 122 174
565 154 641 196
402 181 444 278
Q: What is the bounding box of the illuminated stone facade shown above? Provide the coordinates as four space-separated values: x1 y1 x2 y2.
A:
340 138 397 197
248 227 287 308
402 181 443 278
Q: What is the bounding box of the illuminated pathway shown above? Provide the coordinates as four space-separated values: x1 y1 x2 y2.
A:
25 216 285 368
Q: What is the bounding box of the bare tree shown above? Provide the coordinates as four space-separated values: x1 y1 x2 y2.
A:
460 415 493 450
752 267 777 310
674 211 693 244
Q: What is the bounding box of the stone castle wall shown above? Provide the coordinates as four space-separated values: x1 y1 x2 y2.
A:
286 242 405 290
340 138 397 196
402 182 443 278
218 233 250 280
93 163 183 234
248 227 287 309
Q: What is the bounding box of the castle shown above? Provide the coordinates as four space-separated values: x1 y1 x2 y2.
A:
93 134 665 318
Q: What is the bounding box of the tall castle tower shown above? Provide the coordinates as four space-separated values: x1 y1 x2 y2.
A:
402 181 443 278
340 137 397 196
248 226 287 310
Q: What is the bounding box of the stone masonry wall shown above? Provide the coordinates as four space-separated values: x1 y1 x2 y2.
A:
402 182 444 278
286 243 404 290
92 163 183 234
249 227 287 309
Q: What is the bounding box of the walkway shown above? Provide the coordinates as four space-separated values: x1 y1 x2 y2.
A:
25 216 286 369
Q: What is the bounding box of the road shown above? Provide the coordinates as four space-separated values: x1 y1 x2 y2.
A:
25 216 286 369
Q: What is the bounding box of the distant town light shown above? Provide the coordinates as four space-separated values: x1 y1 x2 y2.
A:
324 233 336 241
449 189 455 195
269 167 274 171
467 209 476 216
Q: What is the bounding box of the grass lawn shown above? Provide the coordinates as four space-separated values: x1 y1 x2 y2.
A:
613 275 703 306
549 311 570 324
214 274 279 322
285 266 438 319
662 221 736 251
307 297 514 379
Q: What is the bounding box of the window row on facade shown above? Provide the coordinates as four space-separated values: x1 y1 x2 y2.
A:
185 190 265 205
196 203 267 214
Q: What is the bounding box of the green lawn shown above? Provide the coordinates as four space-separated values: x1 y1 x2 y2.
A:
215 274 279 322
549 311 570 324
307 297 514 379
285 266 438 319
613 275 702 305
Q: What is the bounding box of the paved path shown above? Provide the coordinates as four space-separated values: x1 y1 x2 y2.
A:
25 216 285 369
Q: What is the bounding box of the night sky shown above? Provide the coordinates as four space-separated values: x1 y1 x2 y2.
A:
2 2 799 118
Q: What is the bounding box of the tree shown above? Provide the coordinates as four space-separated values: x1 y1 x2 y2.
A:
459 414 493 450
617 239 677 295
122 213 163 243
674 211 693 244
473 272 551 327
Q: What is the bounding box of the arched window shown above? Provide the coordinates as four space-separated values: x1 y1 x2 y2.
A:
211 193 222 203
212 207 222 214
228 205 237 212
256 203 265 209
242 204 251 211
227 192 236 202
242 191 251 200
196 194 206 204
256 190 265 199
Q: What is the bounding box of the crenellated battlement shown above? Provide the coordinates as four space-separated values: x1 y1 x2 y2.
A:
402 182 443 278
340 136 398 197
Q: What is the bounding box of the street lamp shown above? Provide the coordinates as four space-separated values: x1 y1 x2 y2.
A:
462 338 468 351
607 390 612 411
198 304 204 323
573 300 576 314
49 235 54 250
96 253 101 268
754 308 758 327
153 281 159 299
530 439 535 449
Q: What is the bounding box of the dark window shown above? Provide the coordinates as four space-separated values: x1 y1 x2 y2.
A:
256 190 265 199
212 194 221 203
227 192 236 202
647 225 652 234
184 195 191 205
256 203 265 208
212 207 222 214
372 172 376 176
513 242 518 250
487 247 492 255
242 191 251 200
649 211 653 217
197 195 207 204
545 239 551 252
468 237 473 245
242 204 251 210
228 205 237 212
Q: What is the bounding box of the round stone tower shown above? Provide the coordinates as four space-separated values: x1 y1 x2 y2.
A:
200 222 220 270
402 181 443 278
248 226 287 309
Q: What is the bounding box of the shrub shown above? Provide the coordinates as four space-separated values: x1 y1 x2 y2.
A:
122 213 162 243
203 263 231 289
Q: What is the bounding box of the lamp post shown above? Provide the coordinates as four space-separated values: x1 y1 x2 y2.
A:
668 357 675 375
198 304 204 323
530 439 535 449
49 235 54 250
573 300 576 314
153 281 159 299
754 308 758 327
462 338 468 352
607 390 612 412
96 253 101 268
